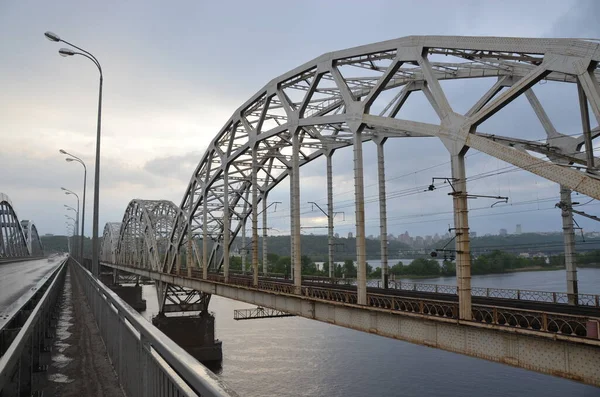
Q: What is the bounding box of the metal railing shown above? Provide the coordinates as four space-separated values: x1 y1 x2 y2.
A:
0 258 67 396
200 270 600 307
71 258 238 397
285 274 600 307
191 270 597 339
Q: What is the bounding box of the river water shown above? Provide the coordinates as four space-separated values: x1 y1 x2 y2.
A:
141 268 600 396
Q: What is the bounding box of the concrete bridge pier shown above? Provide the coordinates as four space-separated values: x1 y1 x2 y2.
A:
152 313 222 365
109 284 147 311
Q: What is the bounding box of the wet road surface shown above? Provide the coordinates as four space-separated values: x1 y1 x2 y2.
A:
0 254 64 312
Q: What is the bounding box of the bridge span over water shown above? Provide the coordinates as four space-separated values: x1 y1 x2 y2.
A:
94 36 600 388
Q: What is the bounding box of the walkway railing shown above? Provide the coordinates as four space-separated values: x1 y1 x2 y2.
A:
0 258 67 395
200 270 598 339
297 275 600 307
71 259 237 397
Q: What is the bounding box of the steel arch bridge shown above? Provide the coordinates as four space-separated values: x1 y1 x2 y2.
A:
111 200 182 271
0 193 44 258
104 35 600 314
101 222 121 264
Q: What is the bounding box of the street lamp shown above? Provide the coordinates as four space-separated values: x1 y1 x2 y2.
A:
65 222 74 255
60 149 87 261
47 31 103 277
62 187 80 259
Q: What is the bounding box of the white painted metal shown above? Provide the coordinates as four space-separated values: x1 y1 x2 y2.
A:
161 36 600 291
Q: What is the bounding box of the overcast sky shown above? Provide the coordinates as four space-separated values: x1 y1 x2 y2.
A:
1 0 599 240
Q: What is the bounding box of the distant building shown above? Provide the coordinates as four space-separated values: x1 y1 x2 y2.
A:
499 228 508 236
515 224 522 234
334 233 339 239
469 231 477 238
347 232 353 239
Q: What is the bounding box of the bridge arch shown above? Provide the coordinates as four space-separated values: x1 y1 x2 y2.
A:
163 35 600 276
101 222 121 263
20 220 44 257
115 200 181 272
0 193 31 258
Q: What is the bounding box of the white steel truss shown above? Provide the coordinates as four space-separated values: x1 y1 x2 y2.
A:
103 36 600 313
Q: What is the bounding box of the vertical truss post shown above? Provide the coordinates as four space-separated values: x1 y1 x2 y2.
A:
353 129 367 305
262 193 268 275
560 186 579 305
241 217 247 273
223 165 230 282
176 249 181 275
292 131 302 294
376 138 389 289
252 146 259 287
326 151 335 279
202 197 208 279
187 192 193 278
451 152 472 320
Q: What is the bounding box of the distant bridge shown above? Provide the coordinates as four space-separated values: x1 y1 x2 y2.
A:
0 193 44 260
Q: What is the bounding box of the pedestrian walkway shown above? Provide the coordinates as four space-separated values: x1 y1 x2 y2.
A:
41 268 123 396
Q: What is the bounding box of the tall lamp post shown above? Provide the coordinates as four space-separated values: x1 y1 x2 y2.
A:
60 149 87 260
62 187 80 259
64 204 79 256
65 223 74 254
65 217 76 256
46 31 103 277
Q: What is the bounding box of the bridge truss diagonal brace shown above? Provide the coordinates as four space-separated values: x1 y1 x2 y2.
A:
466 134 600 200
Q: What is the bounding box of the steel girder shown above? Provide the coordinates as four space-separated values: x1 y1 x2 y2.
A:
0 193 33 258
159 36 600 278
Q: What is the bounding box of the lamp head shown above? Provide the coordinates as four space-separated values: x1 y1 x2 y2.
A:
65 191 71 195
59 149 67 154
60 187 66 191
58 48 76 57
44 31 60 42
66 158 74 162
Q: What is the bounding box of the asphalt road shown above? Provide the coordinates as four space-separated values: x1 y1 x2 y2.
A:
0 254 64 313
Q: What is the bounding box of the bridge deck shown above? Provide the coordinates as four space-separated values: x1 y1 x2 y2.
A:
101 262 600 387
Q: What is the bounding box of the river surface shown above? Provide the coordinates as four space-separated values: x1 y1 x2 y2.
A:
141 268 600 396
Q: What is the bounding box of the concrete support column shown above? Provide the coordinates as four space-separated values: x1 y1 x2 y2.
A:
326 152 335 279
262 194 268 275
241 217 247 273
376 139 389 289
291 131 302 294
451 152 472 320
560 186 579 305
252 147 259 287
353 129 367 305
202 198 208 280
223 167 230 282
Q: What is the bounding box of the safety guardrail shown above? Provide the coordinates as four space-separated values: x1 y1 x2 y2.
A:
197 270 599 339
0 258 66 396
292 275 600 307
71 258 238 397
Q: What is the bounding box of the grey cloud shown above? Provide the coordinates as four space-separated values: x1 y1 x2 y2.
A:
143 151 204 181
